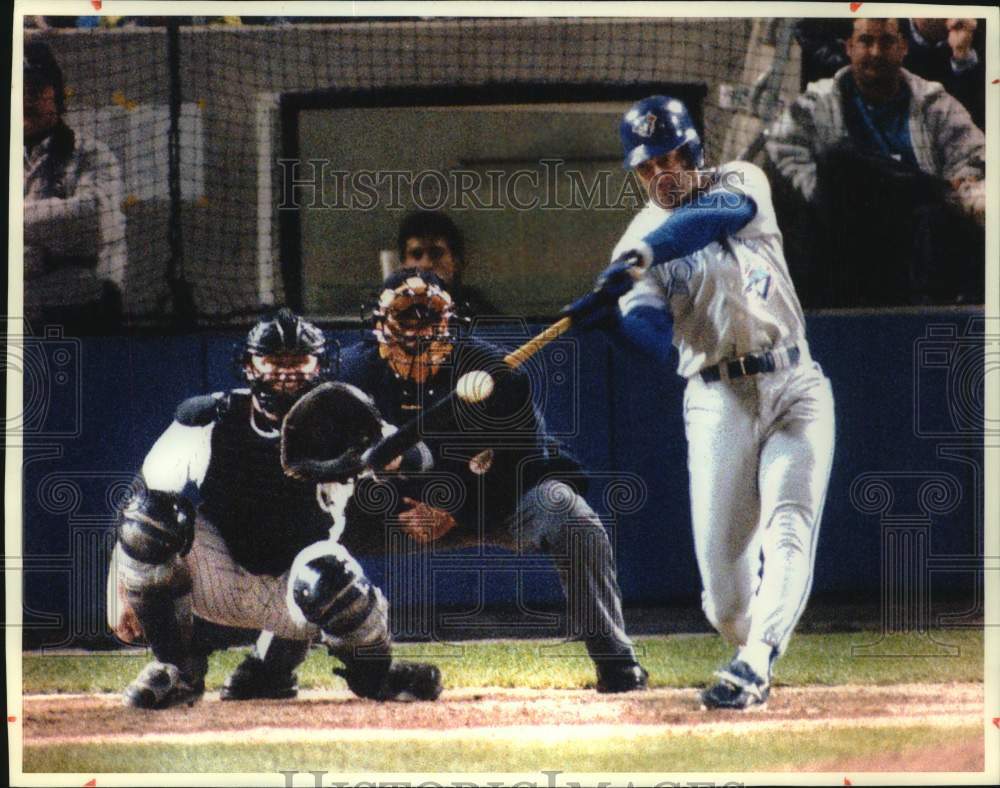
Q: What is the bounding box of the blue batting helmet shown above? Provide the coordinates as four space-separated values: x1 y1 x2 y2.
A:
619 95 704 170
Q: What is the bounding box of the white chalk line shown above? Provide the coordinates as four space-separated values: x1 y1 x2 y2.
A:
23 713 982 748
20 681 985 704
20 683 984 748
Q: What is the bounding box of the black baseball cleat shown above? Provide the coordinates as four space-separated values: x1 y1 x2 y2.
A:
220 655 299 701
123 660 205 710
700 657 770 710
336 659 443 702
380 661 444 701
595 661 649 693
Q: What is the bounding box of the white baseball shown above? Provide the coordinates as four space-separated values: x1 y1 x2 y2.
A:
456 370 495 404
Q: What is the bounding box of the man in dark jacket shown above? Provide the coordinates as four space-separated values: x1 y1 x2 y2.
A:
335 269 648 693
900 18 984 130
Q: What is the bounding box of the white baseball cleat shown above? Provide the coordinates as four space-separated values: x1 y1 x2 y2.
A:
700 657 770 711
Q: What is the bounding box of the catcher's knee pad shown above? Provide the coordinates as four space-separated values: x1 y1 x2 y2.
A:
114 489 196 595
702 590 752 646
288 541 388 648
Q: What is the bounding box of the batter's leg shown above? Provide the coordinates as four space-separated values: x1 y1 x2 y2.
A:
684 377 763 646
739 369 835 680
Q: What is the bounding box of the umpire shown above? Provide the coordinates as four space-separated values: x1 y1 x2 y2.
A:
330 269 647 692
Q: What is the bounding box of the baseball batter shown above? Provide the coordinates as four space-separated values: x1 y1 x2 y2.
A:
106 308 442 708
569 95 835 709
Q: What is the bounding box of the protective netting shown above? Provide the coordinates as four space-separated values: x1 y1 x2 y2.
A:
21 15 985 329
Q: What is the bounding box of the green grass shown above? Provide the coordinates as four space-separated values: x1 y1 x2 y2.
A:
22 629 983 694
23 723 982 773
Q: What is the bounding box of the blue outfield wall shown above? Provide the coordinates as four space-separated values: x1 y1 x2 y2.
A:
19 308 986 646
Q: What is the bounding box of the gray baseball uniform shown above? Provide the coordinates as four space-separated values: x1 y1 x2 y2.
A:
614 161 835 674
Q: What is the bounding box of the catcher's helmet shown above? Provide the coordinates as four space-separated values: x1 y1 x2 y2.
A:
242 307 329 418
371 268 456 383
619 95 704 170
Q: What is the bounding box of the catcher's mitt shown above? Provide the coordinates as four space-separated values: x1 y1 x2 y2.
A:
281 382 384 482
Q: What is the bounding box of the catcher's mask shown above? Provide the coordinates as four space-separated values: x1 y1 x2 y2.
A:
371 268 456 383
241 307 329 419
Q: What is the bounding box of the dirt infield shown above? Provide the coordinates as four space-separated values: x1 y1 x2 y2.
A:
23 682 983 767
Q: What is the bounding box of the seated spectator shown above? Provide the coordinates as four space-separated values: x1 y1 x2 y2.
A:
793 18 984 129
901 18 985 130
396 210 500 317
23 41 127 333
766 18 984 307
793 19 852 91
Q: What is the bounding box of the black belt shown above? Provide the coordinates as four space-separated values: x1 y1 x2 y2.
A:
700 345 801 383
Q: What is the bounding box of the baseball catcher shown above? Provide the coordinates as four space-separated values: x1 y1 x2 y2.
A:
106 308 442 709
280 269 648 693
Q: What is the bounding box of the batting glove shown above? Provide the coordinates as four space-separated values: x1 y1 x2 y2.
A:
596 251 644 298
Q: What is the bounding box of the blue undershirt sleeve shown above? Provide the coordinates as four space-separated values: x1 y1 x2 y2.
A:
616 304 675 368
641 191 757 267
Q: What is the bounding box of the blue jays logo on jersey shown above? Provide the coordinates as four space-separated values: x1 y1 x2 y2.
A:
744 267 772 300
632 112 658 138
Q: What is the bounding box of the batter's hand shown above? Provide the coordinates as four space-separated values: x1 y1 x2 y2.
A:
398 497 458 544
562 251 644 331
597 252 646 297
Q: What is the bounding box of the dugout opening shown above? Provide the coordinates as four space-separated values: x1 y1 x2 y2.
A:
277 82 708 320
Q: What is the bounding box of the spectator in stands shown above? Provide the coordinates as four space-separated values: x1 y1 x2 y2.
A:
900 18 985 130
793 18 984 129
766 18 984 306
23 41 127 332
793 19 852 91
396 210 500 317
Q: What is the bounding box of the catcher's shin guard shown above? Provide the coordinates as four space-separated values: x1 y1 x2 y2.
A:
114 489 201 677
288 541 442 701
221 634 310 701
124 656 207 710
335 656 443 702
